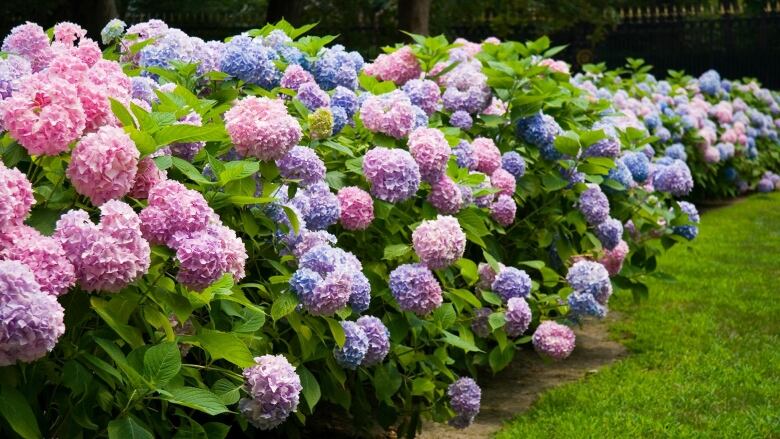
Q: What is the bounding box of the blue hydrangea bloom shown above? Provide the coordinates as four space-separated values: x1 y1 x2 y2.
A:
568 292 607 319
331 106 349 135
673 201 700 240
331 86 358 117
349 272 371 313
655 126 671 142
653 159 693 196
622 151 650 183
220 35 281 89
698 69 721 96
289 267 321 301
313 45 363 90
516 112 563 160
292 182 340 230
605 158 633 190
412 105 429 129
450 110 473 130
595 218 623 250
454 140 475 169
501 151 526 180
566 260 612 304
665 143 687 161
491 267 532 302
333 321 369 369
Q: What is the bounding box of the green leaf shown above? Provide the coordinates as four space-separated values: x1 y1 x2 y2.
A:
488 312 506 330
482 250 501 273
455 258 478 285
194 329 254 368
228 195 274 206
153 124 226 146
446 289 482 308
326 318 346 347
143 342 181 386
298 366 321 411
281 205 301 235
411 378 435 395
162 387 230 415
432 303 457 329
232 307 266 333
212 379 241 405
91 297 145 349
440 330 482 353
219 161 259 185
481 291 503 306
373 363 402 403
554 132 580 156
127 128 158 156
383 244 411 260
107 416 153 439
0 386 42 439
488 346 515 373
542 173 570 192
271 293 299 321
109 98 135 128
171 157 213 185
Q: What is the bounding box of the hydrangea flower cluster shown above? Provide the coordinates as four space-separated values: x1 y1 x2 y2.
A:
578 185 610 226
653 159 694 196
490 194 517 226
501 151 526 180
402 79 441 115
491 266 532 302
363 46 421 85
505 297 532 338
412 215 466 269
600 240 629 276
337 186 374 230
389 263 443 315
447 377 481 429
516 112 563 160
408 127 451 182
224 96 302 161
356 315 391 366
566 260 613 320
362 147 421 202
359 90 416 138
0 163 34 229
240 355 302 430
1 226 75 296
673 201 700 240
532 321 576 360
428 176 464 214
276 146 326 187
333 321 369 369
312 44 363 90
220 35 281 88
471 307 492 338
471 137 502 174
595 218 624 250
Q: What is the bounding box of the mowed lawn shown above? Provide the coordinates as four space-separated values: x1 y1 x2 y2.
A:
497 193 780 438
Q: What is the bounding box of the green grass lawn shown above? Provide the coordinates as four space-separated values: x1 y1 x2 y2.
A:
497 193 780 439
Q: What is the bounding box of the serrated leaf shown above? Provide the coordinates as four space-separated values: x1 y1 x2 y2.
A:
271 293 299 321
162 387 230 415
107 416 153 439
383 244 411 260
143 342 181 386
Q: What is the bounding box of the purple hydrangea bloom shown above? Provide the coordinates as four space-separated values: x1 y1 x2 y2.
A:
349 271 371 313
292 182 340 230
516 112 563 160
566 260 612 304
297 82 330 111
583 137 620 158
501 151 526 180
313 44 363 90
578 185 610 225
402 79 441 115
471 307 492 338
505 297 532 338
0 260 65 366
298 244 360 276
568 292 607 319
0 55 31 100
454 140 475 169
450 110 473 129
622 151 650 183
698 69 721 96
642 144 655 159
220 35 281 89
490 194 517 227
289 267 321 300
447 377 481 429
441 66 492 114
362 147 421 203
240 354 302 430
389 263 443 315
356 315 390 366
411 105 429 129
333 321 369 369
653 159 693 196
331 106 349 134
532 321 576 360
130 76 159 104
595 218 623 250
757 178 775 193
491 267 532 302
276 146 326 186
605 158 634 190
665 143 687 161
412 215 466 269
673 201 700 240
428 176 463 214
306 269 353 316
331 86 358 117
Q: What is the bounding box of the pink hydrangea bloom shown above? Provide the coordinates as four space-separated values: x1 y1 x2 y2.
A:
363 46 421 85
452 38 483 59
1 225 75 296
0 72 86 155
1 22 53 72
483 37 501 45
490 194 516 227
490 168 516 196
53 22 87 45
129 156 168 199
412 215 466 269
539 58 570 74
532 321 576 360
600 239 629 276
359 90 416 139
139 180 215 246
337 186 374 230
0 163 34 229
472 137 501 174
428 175 463 215
280 64 315 91
482 97 507 116
55 200 151 292
408 127 451 182
224 96 302 161
205 223 248 283
175 229 229 291
67 126 139 206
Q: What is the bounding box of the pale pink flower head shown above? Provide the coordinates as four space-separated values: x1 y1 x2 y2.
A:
471 137 501 174
452 38 483 59
483 37 501 45
0 163 34 229
53 22 87 45
67 126 139 206
539 58 570 74
2 22 53 72
359 90 416 139
139 180 215 246
600 239 629 276
363 46 421 85
337 186 374 231
408 127 451 183
129 156 168 199
224 96 302 161
1 226 75 296
412 215 466 269
0 72 86 155
490 168 516 196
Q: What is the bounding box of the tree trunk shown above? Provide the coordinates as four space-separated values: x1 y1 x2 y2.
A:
398 0 431 35
266 0 303 25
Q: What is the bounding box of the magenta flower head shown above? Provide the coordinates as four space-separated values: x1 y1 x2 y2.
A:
412 215 466 269
356 315 390 366
363 46 421 85
490 194 516 226
276 145 326 186
600 239 629 276
67 126 139 206
337 186 374 230
447 377 481 429
362 147 421 203
359 90 416 139
0 260 65 366
1 72 86 155
471 137 501 174
492 266 532 301
2 22 52 72
224 96 302 161
1 227 75 297
578 184 610 226
0 163 34 229
389 263 443 315
240 354 302 430
428 175 463 214
533 321 576 360
505 297 532 338
174 224 246 292
139 180 215 246
490 168 516 196
55 200 151 292
408 127 451 183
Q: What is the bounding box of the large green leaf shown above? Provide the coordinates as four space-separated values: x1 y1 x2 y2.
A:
107 416 153 439
162 387 230 416
143 342 181 386
440 330 483 353
193 329 254 368
0 386 42 439
297 366 322 411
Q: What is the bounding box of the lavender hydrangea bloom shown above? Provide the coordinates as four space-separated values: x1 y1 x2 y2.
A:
356 315 390 366
402 79 440 115
349 271 371 313
653 159 694 196
305 269 353 316
428 176 463 215
595 218 624 250
454 140 475 169
240 355 302 430
568 292 607 319
289 267 321 300
362 147 421 203
0 260 65 366
665 143 687 161
0 55 31 100
505 297 532 338
220 35 281 89
757 178 775 193
578 185 610 225
333 321 369 369
450 110 473 129
491 267 532 302
389 263 443 315
673 201 700 240
292 182 340 230
276 146 326 186
516 112 563 160
622 151 650 183
331 86 358 117
501 151 526 180
532 321 576 360
583 137 621 158
298 244 360 277
566 260 612 304
471 307 492 338
447 377 481 429
698 69 721 96
490 194 517 227
297 82 330 111
313 44 363 90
